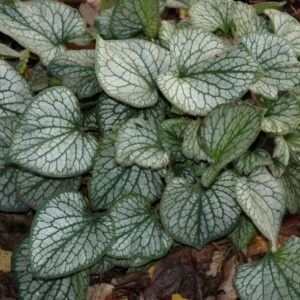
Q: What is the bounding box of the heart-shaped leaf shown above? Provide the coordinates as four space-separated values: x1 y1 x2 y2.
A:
0 117 28 212
233 2 268 37
107 194 173 265
265 9 300 56
96 93 166 134
200 104 265 187
13 238 89 300
235 167 285 252
228 215 256 251
96 37 174 108
8 87 98 177
115 118 169 169
235 236 300 299
242 33 300 99
0 60 32 118
30 191 114 278
48 50 100 98
160 171 241 248
157 28 259 116
27 63 50 92
88 134 163 210
16 169 81 210
0 1 85 65
189 0 234 34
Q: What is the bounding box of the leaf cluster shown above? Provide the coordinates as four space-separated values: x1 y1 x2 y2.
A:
0 0 299 299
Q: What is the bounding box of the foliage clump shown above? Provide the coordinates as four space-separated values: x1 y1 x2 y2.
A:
0 0 299 299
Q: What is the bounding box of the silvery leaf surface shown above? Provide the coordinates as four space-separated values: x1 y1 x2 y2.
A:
13 238 89 300
8 87 98 177
96 93 166 134
30 191 114 278
0 117 28 212
160 171 241 248
235 237 300 299
115 118 169 170
96 37 174 108
0 1 85 65
48 50 100 98
107 194 173 265
233 1 269 38
0 60 32 118
157 28 259 116
189 0 234 34
200 104 264 186
265 9 300 56
88 134 163 210
242 33 300 99
16 169 81 211
235 167 285 252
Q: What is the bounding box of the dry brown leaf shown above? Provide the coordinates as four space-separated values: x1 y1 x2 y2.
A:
87 283 114 300
0 249 12 272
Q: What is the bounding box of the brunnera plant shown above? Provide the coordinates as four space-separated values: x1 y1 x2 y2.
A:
0 0 299 299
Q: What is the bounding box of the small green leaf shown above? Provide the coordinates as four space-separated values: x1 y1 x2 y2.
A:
13 238 89 300
96 37 174 108
200 104 265 186
242 33 300 99
108 194 172 265
234 149 273 176
160 171 241 248
133 0 162 38
253 2 285 14
182 120 211 162
265 9 300 56
95 0 165 39
157 29 259 116
228 215 256 251
262 116 300 135
235 167 285 252
88 134 163 210
235 236 300 299
48 50 100 98
0 1 85 65
115 118 169 169
30 191 114 278
189 0 234 34
96 93 166 133
158 118 189 162
27 63 50 92
0 60 32 117
233 2 268 38
16 169 81 211
280 162 300 214
8 87 98 177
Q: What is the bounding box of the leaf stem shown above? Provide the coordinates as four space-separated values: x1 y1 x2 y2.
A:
250 91 262 108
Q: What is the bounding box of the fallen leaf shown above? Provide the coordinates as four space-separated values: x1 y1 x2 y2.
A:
216 256 238 300
0 249 12 272
87 283 114 300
